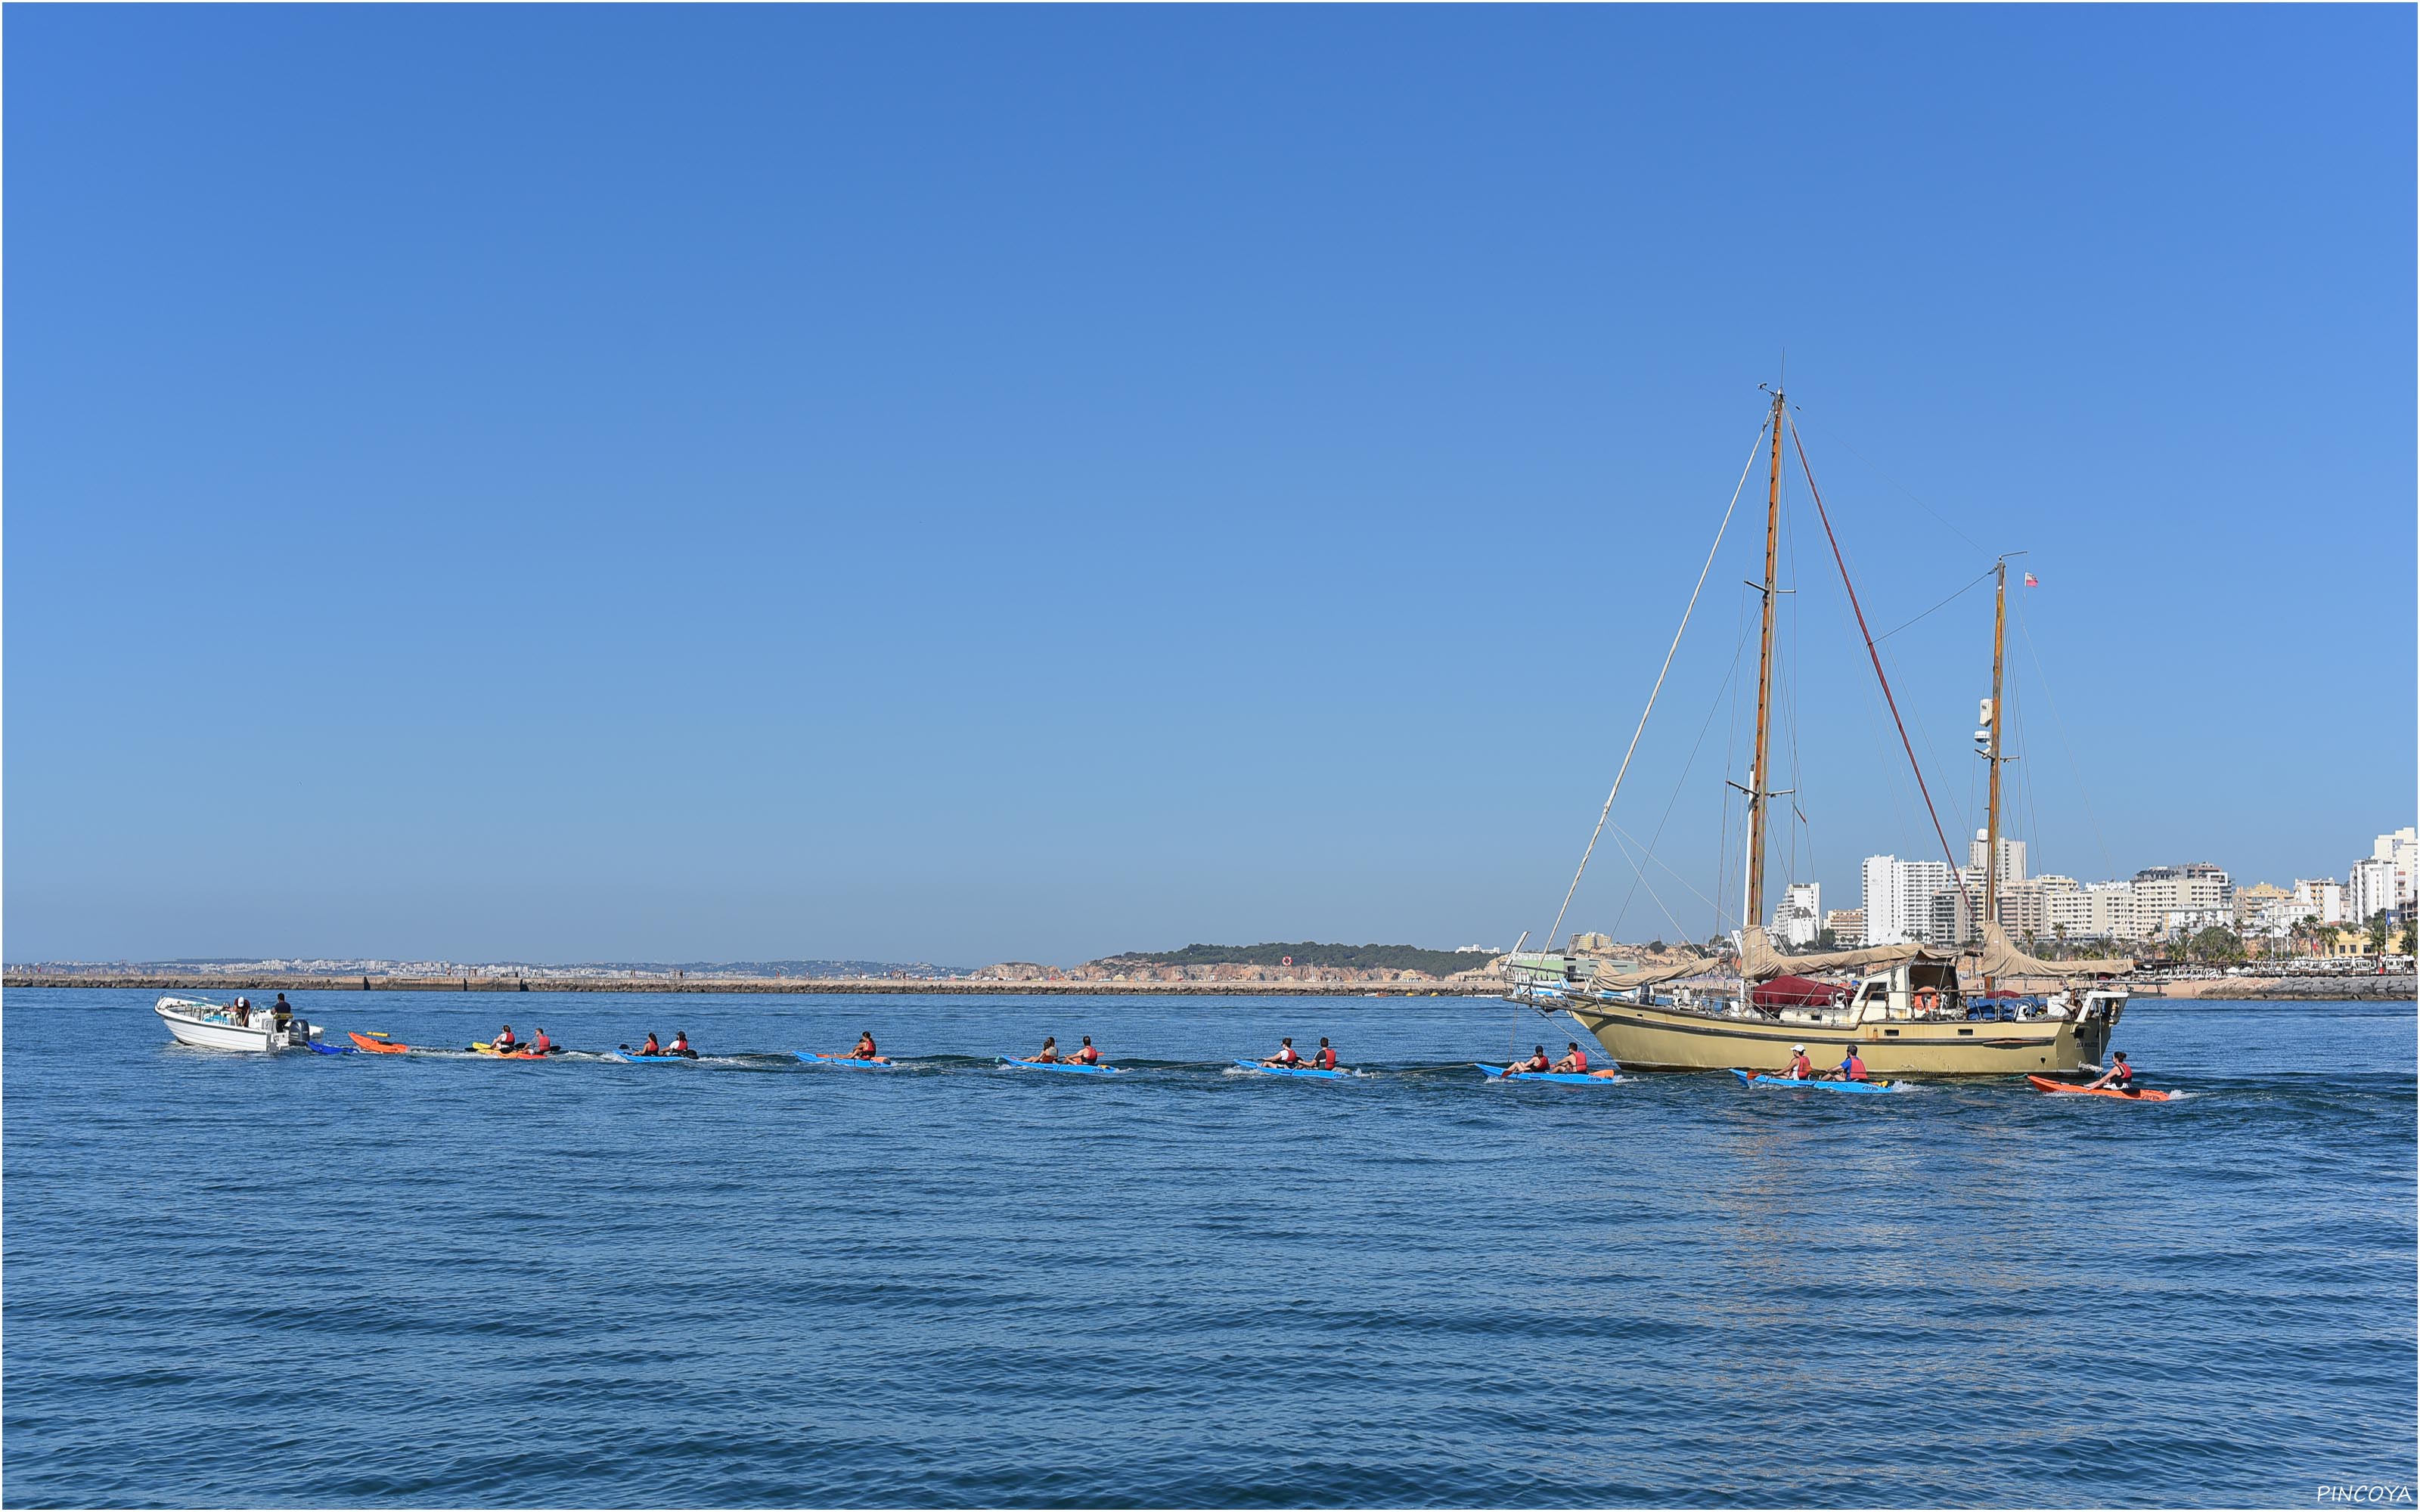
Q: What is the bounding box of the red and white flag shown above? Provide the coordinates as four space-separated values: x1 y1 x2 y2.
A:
2022 572 2039 587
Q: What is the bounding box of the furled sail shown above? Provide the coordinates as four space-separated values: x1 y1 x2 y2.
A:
1739 925 1956 982
1966 920 2133 980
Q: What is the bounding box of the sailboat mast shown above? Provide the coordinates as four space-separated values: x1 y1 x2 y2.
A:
1983 558 2008 987
1745 390 1786 934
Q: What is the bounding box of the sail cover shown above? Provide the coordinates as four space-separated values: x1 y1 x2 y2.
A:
1739 925 1955 982
1587 956 1720 992
1967 920 2133 979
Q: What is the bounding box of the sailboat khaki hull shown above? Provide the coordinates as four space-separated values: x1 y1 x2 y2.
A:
1564 999 2110 1076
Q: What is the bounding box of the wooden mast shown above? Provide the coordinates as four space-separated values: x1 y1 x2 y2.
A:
1982 558 2008 989
1745 389 1786 935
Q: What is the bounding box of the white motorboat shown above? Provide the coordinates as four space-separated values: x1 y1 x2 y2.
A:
154 994 318 1052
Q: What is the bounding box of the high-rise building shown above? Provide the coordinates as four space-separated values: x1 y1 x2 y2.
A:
2350 857 2405 924
2131 864 2230 928
2294 878 2347 925
1967 829 2028 889
2001 875 2075 939
1770 881 1823 949
1863 855 1957 945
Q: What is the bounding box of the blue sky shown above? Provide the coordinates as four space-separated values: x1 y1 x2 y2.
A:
8 6 2412 965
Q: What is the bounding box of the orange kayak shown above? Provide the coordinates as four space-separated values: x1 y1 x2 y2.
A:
349 1033 411 1054
2028 1074 2170 1102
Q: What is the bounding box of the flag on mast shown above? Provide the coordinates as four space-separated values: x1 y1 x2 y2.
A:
2022 572 2039 587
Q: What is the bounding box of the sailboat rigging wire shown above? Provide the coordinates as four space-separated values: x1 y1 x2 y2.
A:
1875 566 2000 643
1789 418 1972 909
1609 618 1752 939
1607 826 1692 943
1542 419 1770 952
1611 819 1723 914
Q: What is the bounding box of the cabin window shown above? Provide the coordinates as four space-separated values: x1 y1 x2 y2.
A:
1957 1027 1974 1036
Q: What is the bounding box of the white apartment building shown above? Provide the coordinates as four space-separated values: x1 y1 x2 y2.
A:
2050 880 2137 940
1862 855 1958 945
1825 908 1866 947
1965 829 2028 890
1770 881 1823 950
2293 878 2347 925
2000 874 2076 939
2130 864 2230 934
2349 857 2404 924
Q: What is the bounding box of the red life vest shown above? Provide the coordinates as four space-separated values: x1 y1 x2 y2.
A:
1276 1046 1299 1064
1526 1053 1550 1072
1568 1049 1587 1071
532 1033 551 1054
1315 1047 1336 1069
2111 1061 2133 1083
1075 1045 1098 1064
495 1030 516 1048
642 1037 660 1055
1789 1053 1811 1079
856 1040 877 1058
671 1037 690 1053
1844 1055 1868 1081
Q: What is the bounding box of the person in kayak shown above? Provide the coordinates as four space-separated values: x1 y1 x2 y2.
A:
492 1024 518 1052
1261 1037 1302 1067
1508 1045 1552 1077
1831 1046 1869 1082
2083 1051 2137 1092
529 1027 552 1055
1025 1036 1063 1063
1552 1042 1589 1074
669 1030 697 1059
1783 1044 1813 1080
637 1032 662 1056
1071 1036 1100 1065
1314 1036 1338 1070
846 1031 883 1063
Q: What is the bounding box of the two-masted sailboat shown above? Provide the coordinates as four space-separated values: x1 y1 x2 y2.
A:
1507 389 2134 1076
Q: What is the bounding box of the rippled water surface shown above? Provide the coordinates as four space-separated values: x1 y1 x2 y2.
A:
5 989 2414 1507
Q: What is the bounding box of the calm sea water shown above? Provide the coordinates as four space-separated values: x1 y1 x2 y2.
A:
5 988 2413 1507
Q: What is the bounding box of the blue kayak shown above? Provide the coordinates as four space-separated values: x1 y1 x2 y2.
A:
997 1055 1121 1075
796 1052 895 1070
1733 1068 1899 1095
1478 1064 1621 1084
1233 1058 1347 1079
612 1050 697 1064
306 1040 355 1055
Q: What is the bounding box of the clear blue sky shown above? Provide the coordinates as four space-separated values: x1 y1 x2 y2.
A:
8 5 2412 965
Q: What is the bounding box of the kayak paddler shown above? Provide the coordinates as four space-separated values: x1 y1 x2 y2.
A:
1509 1045 1551 1077
669 1030 697 1059
529 1027 553 1056
1832 1046 1869 1082
1024 1036 1063 1063
1783 1044 1813 1080
638 1031 662 1056
1313 1036 1338 1070
846 1031 884 1063
1071 1036 1100 1065
1261 1037 1302 1067
492 1024 518 1053
1552 1042 1589 1074
2083 1050 2136 1092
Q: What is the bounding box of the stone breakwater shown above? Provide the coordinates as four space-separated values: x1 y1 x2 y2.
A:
2 973 1504 996
2134 974 2415 1001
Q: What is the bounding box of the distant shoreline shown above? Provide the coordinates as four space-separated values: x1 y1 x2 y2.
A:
5 971 2409 1001
1 972 1504 996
